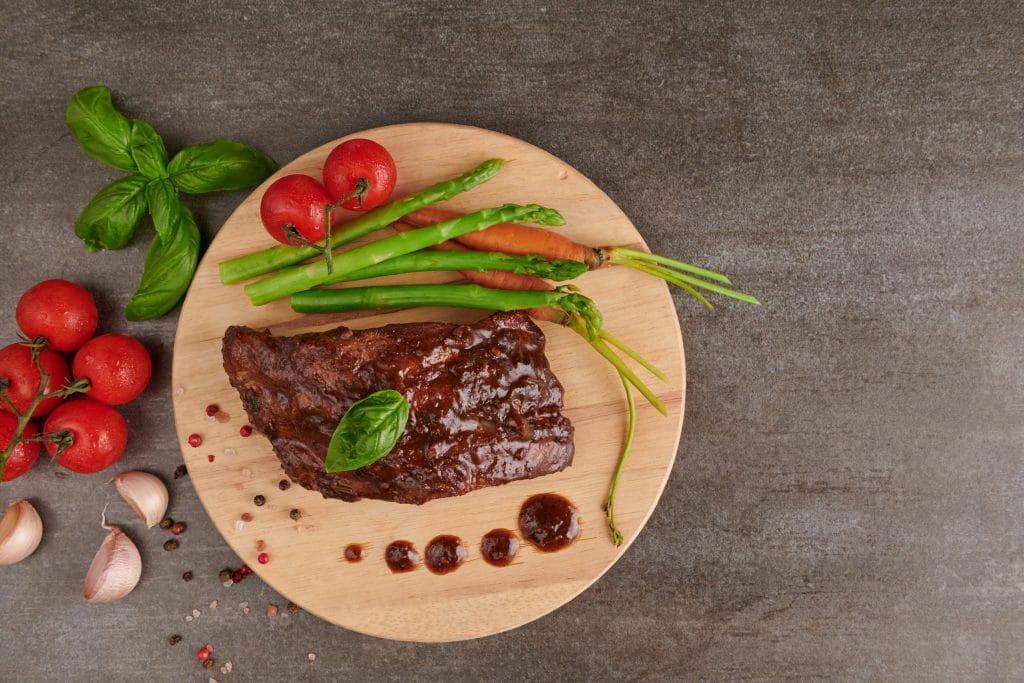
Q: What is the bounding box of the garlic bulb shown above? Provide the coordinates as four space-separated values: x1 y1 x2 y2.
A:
113 471 168 528
83 514 142 603
0 499 43 566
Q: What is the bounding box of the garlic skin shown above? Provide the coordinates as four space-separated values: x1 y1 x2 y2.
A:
0 500 43 566
113 471 168 527
83 525 142 603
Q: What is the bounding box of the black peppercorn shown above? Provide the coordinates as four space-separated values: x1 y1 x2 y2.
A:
182 571 193 582
289 508 301 521
278 479 290 491
169 634 182 646
219 568 232 583
159 518 174 530
163 539 179 551
287 602 301 614
253 495 266 507
173 464 188 479
202 658 214 670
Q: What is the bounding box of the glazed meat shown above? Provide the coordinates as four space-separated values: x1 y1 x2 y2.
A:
221 312 574 504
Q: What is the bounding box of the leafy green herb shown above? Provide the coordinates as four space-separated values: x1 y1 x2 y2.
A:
67 85 278 319
129 119 168 179
66 86 136 171
74 175 148 251
168 140 278 194
325 390 410 473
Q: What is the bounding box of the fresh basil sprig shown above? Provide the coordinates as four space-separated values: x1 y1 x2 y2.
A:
66 85 278 320
325 390 410 473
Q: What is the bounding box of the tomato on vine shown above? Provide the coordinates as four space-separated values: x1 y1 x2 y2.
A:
44 399 128 474
0 342 70 417
16 279 98 352
260 174 336 246
0 412 40 481
322 139 396 212
72 334 152 405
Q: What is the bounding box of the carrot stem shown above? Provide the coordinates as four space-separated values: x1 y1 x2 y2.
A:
605 373 636 546
627 259 759 306
598 329 667 381
626 260 714 310
610 247 733 284
584 334 667 416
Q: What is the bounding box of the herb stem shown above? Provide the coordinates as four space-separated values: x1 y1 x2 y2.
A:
605 373 636 546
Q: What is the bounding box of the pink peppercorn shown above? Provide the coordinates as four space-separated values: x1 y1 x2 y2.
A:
188 433 202 448
257 552 270 564
240 424 253 437
207 454 215 462
197 647 210 661
240 564 253 576
205 404 219 416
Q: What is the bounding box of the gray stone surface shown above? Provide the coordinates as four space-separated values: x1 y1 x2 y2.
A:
1 0 1022 679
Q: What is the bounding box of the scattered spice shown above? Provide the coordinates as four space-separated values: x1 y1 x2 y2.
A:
241 467 252 478
185 616 194 622
242 606 251 615
240 512 253 522
205 404 219 416
169 634 182 646
209 599 218 609
253 495 266 507
159 518 174 530
197 647 210 661
171 521 187 535
188 433 202 448
192 609 201 618
224 447 236 457
174 464 188 479
223 662 233 673
278 479 290 491
173 384 185 397
257 552 270 564
266 603 279 617
255 539 266 551
203 659 215 670
182 571 193 582
289 508 301 521
230 570 243 583
218 568 232 583
207 454 215 463
308 652 316 664
214 410 230 423
287 602 301 614
163 539 179 551
240 424 253 437
240 564 253 576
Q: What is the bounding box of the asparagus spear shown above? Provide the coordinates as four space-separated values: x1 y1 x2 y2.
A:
244 204 565 305
324 249 587 285
218 159 504 284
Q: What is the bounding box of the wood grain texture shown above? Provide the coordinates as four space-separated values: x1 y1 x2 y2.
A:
170 124 685 642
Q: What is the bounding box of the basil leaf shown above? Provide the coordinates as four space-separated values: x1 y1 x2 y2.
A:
129 119 168 179
125 196 199 321
325 390 410 472
66 86 137 171
145 178 180 241
74 176 148 252
167 140 278 194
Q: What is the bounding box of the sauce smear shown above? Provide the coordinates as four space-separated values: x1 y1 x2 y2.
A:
384 540 419 573
344 544 365 562
518 493 580 552
424 535 467 575
481 529 520 567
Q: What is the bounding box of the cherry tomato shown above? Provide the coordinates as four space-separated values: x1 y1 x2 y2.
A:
44 399 127 474
322 139 396 211
0 342 70 417
72 334 152 406
260 174 335 245
0 412 40 481
16 279 98 352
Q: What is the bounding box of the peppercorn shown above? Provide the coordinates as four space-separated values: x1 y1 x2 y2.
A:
188 433 202 448
240 564 253 576
287 602 301 614
159 517 173 530
203 658 215 670
174 464 188 479
205 404 219 416
257 552 270 564
240 512 253 522
196 647 210 661
278 479 290 491
289 508 301 521
253 495 266 507
230 570 243 583
182 571 193 582
240 424 253 437
207 454 215 463
163 539 179 551
266 603 279 617
218 568 232 583
169 634 182 646
171 522 187 535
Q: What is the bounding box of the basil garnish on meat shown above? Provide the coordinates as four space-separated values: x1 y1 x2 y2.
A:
325 390 410 472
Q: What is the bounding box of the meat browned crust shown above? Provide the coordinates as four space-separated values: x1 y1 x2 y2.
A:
221 311 574 504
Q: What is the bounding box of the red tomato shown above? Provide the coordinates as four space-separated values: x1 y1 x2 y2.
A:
0 412 40 481
72 334 152 405
260 174 336 245
16 279 98 352
0 343 70 417
322 139 396 211
44 399 127 474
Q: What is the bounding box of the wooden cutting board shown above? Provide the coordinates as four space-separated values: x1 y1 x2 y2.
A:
171 123 685 642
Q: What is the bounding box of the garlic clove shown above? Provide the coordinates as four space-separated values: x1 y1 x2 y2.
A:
0 499 43 566
83 525 142 602
113 471 168 528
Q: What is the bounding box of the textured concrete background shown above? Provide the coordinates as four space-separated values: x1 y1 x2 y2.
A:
1 1 1022 680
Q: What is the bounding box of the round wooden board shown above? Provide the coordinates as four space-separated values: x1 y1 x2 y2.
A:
171 123 685 642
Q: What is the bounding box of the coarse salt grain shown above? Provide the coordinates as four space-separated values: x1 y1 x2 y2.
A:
239 601 249 608
173 384 185 396
220 667 227 675
308 652 316 663
224 662 233 673
223 581 233 588
209 600 218 609
242 607 251 615
224 448 236 457
234 520 245 532
192 609 201 618
206 415 217 422
241 468 252 478
185 616 193 622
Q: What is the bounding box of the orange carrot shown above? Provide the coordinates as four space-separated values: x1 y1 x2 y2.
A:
402 208 759 309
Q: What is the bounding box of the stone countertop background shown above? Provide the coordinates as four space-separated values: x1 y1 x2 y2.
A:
1 1 1022 680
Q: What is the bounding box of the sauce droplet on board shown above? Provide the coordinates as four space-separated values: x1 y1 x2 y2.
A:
344 544 365 562
424 535 466 575
384 540 419 573
481 529 520 567
518 493 580 552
